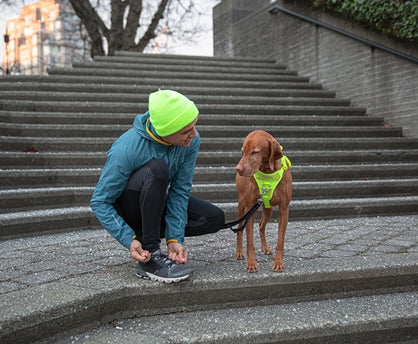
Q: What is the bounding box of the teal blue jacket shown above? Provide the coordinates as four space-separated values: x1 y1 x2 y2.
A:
90 112 200 248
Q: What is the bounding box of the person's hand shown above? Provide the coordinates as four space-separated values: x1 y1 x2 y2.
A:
129 240 151 263
167 242 188 264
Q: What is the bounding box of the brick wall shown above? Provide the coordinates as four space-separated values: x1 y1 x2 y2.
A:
213 0 418 138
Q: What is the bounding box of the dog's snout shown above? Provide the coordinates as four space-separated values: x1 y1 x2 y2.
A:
235 164 244 174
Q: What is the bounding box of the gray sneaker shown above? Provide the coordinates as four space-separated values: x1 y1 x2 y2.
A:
136 249 193 283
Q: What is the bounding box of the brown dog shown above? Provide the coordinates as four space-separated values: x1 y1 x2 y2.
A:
235 130 292 272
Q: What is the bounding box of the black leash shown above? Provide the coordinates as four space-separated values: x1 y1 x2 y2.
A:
221 198 263 233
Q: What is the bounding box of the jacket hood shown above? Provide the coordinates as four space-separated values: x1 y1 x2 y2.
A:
133 112 155 141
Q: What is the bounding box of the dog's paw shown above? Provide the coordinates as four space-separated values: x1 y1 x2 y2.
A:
262 246 273 255
235 251 245 260
272 258 284 272
246 260 258 273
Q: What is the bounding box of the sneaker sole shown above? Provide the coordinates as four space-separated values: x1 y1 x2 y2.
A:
136 271 191 283
135 272 150 280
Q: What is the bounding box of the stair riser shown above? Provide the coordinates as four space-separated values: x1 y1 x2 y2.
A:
2 166 418 188
0 114 381 127
0 127 400 138
0 215 99 240
190 184 418 202
2 201 417 240
1 152 416 167
0 93 350 107
0 102 366 116
2 183 416 212
47 69 310 83
0 173 100 188
95 54 278 66
0 193 93 213
3 138 417 152
0 84 336 98
0 75 325 89
71 62 292 75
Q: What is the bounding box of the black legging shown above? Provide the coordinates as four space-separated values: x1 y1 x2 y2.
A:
114 159 225 252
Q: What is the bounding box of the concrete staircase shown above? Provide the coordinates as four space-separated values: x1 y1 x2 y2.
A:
0 51 418 240
0 52 417 343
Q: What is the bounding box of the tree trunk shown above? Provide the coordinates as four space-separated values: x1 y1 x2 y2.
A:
69 0 109 57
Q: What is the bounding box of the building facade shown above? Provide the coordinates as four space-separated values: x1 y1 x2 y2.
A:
2 0 87 75
213 0 418 138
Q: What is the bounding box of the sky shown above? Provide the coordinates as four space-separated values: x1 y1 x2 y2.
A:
0 0 220 69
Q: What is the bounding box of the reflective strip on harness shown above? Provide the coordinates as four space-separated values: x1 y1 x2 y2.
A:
253 155 291 208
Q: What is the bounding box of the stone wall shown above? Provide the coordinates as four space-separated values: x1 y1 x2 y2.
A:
213 0 418 138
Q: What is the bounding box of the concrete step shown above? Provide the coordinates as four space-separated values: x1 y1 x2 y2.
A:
2 179 417 213
196 149 417 165
0 91 352 107
0 249 418 344
0 112 383 127
1 149 416 168
56 293 418 343
0 82 337 98
103 51 281 67
0 100 366 116
2 136 417 153
1 196 418 239
0 186 94 213
0 74 325 89
71 60 296 76
1 123 400 139
0 111 378 127
2 251 416 344
2 163 417 189
190 179 418 202
47 66 310 83
219 196 418 221
0 168 102 188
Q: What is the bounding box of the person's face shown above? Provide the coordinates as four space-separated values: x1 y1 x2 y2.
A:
161 117 198 147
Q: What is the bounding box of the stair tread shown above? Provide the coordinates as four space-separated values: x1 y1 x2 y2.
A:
2 195 417 220
69 292 417 343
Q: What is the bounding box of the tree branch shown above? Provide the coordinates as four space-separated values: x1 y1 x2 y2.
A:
69 0 110 57
123 0 143 50
135 0 169 52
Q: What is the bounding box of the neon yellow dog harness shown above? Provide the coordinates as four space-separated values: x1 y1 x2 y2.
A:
253 154 291 208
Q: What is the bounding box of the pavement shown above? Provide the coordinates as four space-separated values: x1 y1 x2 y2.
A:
1 214 417 343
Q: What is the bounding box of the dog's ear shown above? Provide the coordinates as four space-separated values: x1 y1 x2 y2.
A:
268 139 283 170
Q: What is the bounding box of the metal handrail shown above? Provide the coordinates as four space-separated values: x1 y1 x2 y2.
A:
268 5 418 64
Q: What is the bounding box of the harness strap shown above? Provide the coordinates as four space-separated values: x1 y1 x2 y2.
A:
253 155 291 208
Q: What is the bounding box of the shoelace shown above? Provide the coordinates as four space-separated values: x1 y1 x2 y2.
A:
154 253 176 268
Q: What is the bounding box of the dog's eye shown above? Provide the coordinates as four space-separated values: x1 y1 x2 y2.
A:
251 150 260 155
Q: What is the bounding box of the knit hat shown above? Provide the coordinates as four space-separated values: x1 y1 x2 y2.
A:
149 90 199 136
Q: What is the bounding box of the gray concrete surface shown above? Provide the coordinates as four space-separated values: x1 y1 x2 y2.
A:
1 215 417 343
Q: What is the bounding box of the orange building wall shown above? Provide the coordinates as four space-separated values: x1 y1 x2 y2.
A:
3 0 80 75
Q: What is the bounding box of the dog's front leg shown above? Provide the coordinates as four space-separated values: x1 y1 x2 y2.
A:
259 207 273 255
273 206 289 272
245 217 258 272
235 230 244 259
235 203 246 260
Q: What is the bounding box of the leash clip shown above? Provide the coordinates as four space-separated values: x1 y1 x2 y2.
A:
260 186 270 199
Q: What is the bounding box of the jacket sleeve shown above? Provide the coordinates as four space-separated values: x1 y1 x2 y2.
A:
90 143 136 248
164 135 200 244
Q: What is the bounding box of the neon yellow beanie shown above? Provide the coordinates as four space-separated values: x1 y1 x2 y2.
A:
149 90 199 137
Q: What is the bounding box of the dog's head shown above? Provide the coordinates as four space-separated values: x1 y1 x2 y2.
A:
235 130 283 176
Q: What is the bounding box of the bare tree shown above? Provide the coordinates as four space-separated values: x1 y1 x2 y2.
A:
68 0 215 58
